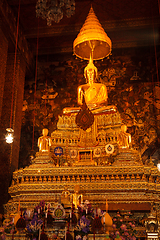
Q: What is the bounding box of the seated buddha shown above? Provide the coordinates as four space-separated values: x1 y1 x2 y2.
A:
63 56 116 114
78 56 108 108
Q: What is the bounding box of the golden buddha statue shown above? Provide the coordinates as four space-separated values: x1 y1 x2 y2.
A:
63 56 116 115
118 125 131 149
78 55 108 108
38 128 52 152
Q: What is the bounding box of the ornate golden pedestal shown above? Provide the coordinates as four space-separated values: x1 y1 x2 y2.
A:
5 156 160 215
4 106 160 215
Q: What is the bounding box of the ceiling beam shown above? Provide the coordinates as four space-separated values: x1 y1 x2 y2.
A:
24 17 160 39
7 0 36 5
7 0 88 5
33 38 159 56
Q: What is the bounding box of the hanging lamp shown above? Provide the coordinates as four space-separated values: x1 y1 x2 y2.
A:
36 0 75 25
5 128 14 144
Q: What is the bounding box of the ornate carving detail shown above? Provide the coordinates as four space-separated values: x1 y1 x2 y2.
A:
76 97 94 131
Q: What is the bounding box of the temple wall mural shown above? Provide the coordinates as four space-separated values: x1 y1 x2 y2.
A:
20 47 160 168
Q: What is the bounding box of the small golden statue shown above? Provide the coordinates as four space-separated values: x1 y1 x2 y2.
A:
38 128 52 152
118 125 131 149
72 185 83 209
61 189 72 206
77 55 108 109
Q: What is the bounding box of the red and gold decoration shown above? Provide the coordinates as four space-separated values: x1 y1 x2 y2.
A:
76 96 94 131
53 204 66 220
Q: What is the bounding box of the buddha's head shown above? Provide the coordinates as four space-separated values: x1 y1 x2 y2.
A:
121 124 127 132
42 128 48 136
84 55 97 84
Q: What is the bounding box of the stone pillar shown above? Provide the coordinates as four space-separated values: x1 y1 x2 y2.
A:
0 27 8 120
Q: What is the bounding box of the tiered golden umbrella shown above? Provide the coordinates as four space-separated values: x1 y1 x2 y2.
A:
73 6 112 60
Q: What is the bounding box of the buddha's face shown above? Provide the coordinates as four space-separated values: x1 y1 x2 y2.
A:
86 68 95 83
121 125 127 132
42 128 48 136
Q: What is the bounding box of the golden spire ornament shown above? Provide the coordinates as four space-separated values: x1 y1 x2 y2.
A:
73 6 112 60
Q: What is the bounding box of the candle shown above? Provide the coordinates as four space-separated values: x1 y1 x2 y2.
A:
48 203 50 210
81 194 83 204
28 210 31 218
65 227 66 240
39 228 41 240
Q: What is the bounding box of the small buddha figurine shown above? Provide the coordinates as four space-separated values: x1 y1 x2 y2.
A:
61 189 71 206
38 128 52 152
72 185 83 209
77 55 108 109
118 124 131 149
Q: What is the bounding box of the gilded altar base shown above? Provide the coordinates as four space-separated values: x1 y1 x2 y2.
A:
5 151 160 216
4 106 160 217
